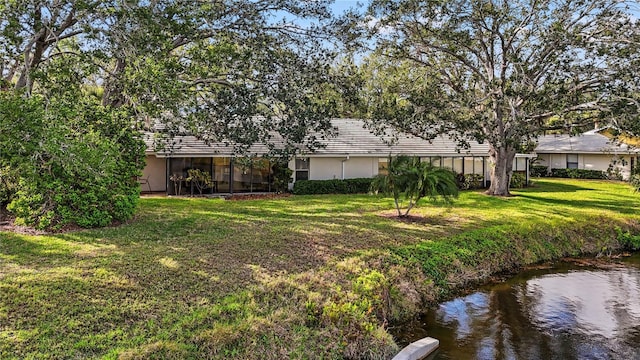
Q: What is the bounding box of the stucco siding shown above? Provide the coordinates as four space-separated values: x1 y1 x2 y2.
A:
580 154 611 171
536 153 635 180
344 157 377 179
142 156 167 192
549 154 567 169
613 155 633 180
536 154 550 167
305 157 378 180
309 158 344 180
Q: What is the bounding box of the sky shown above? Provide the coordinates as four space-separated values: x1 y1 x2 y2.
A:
330 0 367 15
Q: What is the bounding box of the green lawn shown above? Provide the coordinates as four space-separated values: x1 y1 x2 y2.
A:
1 179 639 359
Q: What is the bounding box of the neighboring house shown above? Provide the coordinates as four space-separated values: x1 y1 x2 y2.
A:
535 129 639 180
141 118 534 194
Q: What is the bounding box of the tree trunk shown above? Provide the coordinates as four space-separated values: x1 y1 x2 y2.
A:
102 58 127 107
486 144 516 196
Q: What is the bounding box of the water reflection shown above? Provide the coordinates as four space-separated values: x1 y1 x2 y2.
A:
525 270 640 339
397 256 640 360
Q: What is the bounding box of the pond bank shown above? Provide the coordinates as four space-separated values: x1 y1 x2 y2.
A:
362 214 640 358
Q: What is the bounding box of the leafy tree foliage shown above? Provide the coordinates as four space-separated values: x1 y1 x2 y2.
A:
353 0 640 196
371 156 458 217
0 0 344 228
1 0 343 156
186 169 213 196
0 90 144 229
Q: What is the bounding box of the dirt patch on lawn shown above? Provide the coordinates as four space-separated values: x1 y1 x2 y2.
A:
0 208 46 235
225 193 292 201
378 212 450 226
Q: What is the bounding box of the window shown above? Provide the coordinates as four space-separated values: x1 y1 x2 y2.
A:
378 158 389 175
251 159 272 192
567 154 578 169
453 157 464 174
213 157 231 192
513 157 527 171
168 158 189 195
295 157 309 181
429 156 442 167
441 157 454 170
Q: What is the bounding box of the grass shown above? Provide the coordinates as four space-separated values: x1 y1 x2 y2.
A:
1 178 639 359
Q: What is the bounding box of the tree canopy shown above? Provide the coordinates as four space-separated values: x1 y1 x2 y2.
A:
1 0 344 155
0 0 346 228
351 0 640 195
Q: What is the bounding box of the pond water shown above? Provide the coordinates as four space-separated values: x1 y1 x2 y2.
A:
394 254 640 360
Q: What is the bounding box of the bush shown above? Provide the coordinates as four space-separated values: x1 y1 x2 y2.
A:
1 92 145 230
550 168 607 179
0 166 19 207
510 172 527 188
530 165 549 177
456 173 484 190
550 168 568 178
293 178 373 195
617 227 640 250
186 169 213 196
271 160 293 193
631 174 640 192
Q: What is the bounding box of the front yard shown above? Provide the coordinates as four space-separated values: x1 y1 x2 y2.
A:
1 179 639 359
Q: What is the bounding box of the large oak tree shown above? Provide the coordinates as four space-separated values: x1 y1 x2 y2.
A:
356 0 639 195
1 0 342 155
0 0 343 228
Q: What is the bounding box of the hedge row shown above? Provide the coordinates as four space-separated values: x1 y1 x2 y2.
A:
292 178 374 195
550 168 607 179
530 166 607 179
530 165 549 178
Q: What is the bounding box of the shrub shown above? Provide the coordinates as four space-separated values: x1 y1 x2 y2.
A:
456 173 484 190
631 174 640 192
0 166 19 206
530 165 549 177
186 169 213 196
271 160 293 193
617 227 640 250
510 172 527 188
550 168 606 179
606 166 624 180
2 92 145 230
293 178 373 195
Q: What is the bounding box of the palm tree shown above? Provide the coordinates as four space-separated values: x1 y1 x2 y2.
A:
371 155 458 217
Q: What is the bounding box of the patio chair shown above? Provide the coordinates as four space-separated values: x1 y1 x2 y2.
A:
138 176 152 193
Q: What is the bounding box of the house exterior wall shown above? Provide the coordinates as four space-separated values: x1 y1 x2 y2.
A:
308 157 344 180
344 157 377 179
580 154 611 172
306 157 378 180
610 155 634 180
144 153 530 194
142 155 167 192
536 154 551 167
549 154 567 169
536 153 636 180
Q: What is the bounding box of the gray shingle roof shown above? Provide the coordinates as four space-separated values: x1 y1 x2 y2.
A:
146 118 491 157
312 119 489 156
535 130 639 154
144 133 274 157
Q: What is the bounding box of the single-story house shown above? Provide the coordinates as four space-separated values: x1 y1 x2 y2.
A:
535 129 639 180
141 118 534 195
